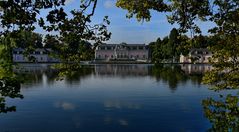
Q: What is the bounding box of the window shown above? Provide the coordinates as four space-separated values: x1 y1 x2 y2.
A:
98 55 101 59
132 47 137 50
143 55 146 58
111 55 113 58
139 46 143 50
35 51 40 54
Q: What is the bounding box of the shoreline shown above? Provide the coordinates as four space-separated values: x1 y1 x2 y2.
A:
13 61 211 65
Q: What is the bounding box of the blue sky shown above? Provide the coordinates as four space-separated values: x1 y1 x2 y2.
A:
39 0 214 44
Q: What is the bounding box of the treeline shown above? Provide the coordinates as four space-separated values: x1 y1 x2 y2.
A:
149 28 219 63
0 30 95 61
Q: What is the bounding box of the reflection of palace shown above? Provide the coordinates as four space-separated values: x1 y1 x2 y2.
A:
180 64 212 74
13 64 52 73
94 65 150 76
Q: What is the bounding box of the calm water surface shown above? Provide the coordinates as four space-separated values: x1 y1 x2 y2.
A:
0 64 232 132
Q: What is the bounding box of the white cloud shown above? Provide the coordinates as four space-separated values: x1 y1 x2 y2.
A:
104 0 115 9
65 0 75 5
55 101 76 110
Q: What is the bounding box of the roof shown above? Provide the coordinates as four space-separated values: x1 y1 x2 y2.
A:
12 48 50 54
189 48 212 55
98 43 146 47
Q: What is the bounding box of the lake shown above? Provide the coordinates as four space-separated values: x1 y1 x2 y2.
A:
0 64 236 132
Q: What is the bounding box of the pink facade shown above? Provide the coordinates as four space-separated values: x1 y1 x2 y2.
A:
95 44 149 61
180 48 213 63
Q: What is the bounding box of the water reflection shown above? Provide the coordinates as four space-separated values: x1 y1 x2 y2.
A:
181 64 212 75
95 64 149 77
150 64 188 91
13 64 211 90
104 100 142 109
2 63 237 131
54 101 76 111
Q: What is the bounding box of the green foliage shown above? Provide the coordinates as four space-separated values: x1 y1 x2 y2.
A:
43 35 60 50
117 0 239 89
167 0 211 34
202 0 239 90
116 0 168 22
14 30 43 48
202 35 239 90
0 0 66 32
53 7 111 62
116 0 210 34
52 64 94 81
0 0 109 114
0 76 23 113
0 0 111 63
150 28 183 63
202 94 239 131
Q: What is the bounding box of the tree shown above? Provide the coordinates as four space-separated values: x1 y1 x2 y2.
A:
43 34 60 50
168 28 179 62
202 1 239 90
0 0 110 113
116 0 210 35
202 93 239 131
150 38 163 63
116 0 239 90
15 30 43 48
54 8 110 62
0 0 110 63
192 35 208 48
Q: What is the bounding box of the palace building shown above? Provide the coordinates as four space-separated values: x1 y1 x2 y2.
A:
95 43 149 61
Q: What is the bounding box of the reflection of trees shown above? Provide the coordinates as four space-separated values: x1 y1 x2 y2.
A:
53 64 94 84
13 64 95 86
150 64 205 91
19 72 43 84
202 93 239 131
150 65 189 91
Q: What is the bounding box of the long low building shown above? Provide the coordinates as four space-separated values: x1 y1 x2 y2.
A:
95 43 149 61
180 48 213 63
12 48 60 63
